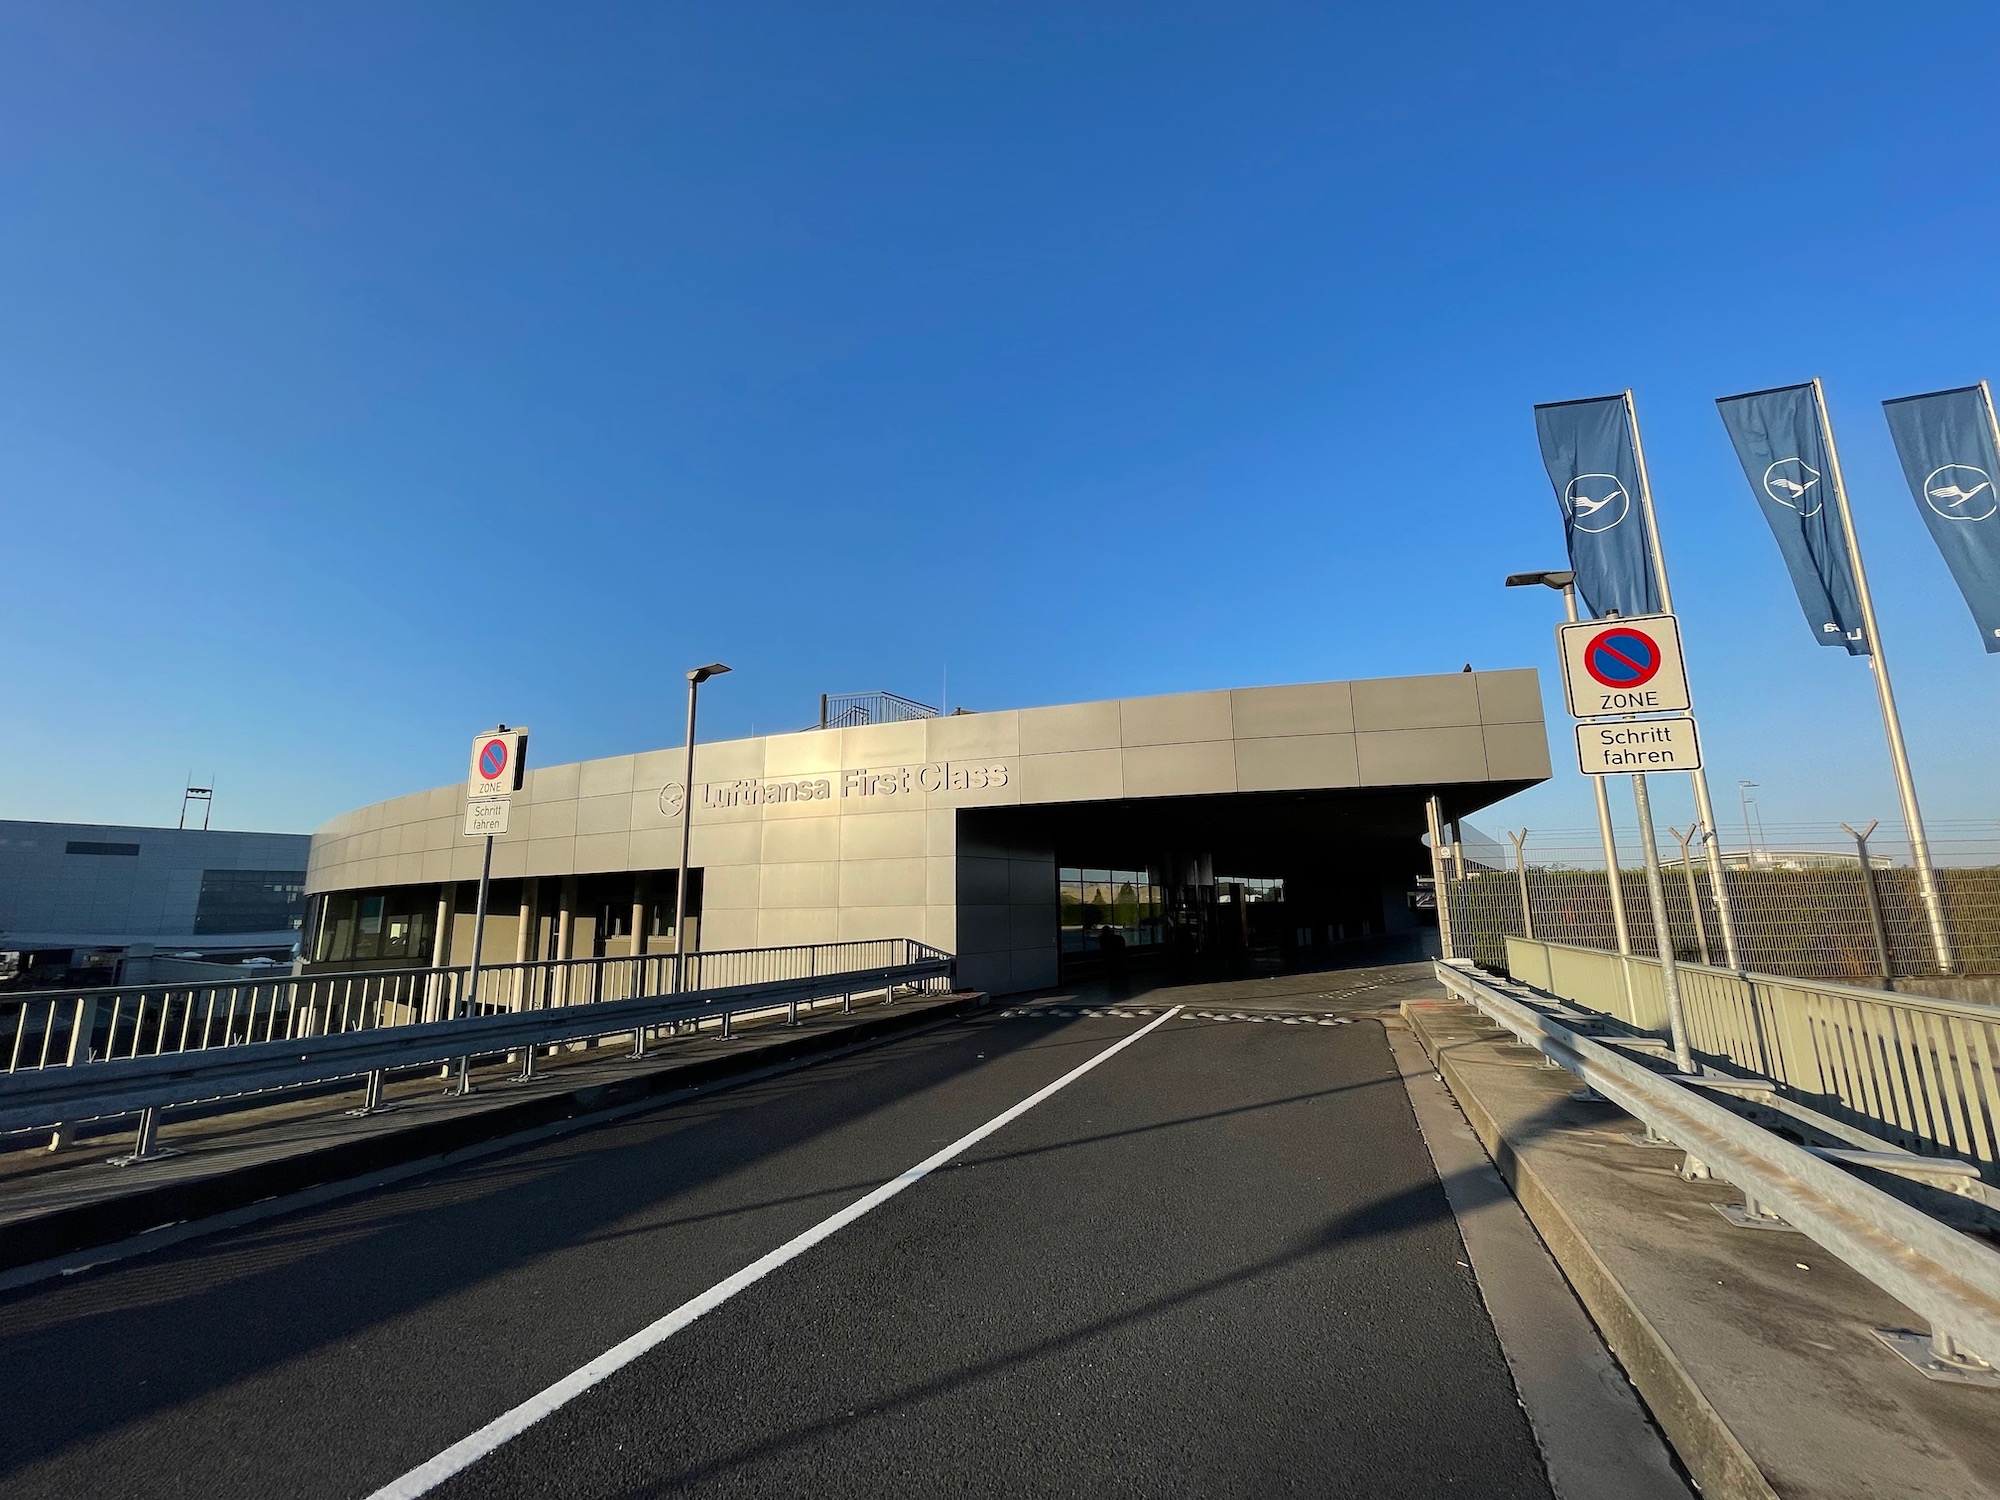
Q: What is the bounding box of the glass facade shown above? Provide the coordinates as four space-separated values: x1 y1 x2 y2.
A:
194 868 309 935
1058 867 1165 959
313 887 438 963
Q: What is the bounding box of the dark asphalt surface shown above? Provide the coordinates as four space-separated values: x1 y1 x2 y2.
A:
0 1002 1553 1499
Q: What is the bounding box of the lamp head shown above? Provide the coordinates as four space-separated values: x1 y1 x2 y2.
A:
688 663 732 685
1503 570 1575 591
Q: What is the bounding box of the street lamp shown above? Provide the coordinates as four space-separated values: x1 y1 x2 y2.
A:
1737 780 1765 868
674 664 731 996
1504 568 1632 957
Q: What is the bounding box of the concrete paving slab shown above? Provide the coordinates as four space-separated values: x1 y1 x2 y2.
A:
1404 995 2000 1500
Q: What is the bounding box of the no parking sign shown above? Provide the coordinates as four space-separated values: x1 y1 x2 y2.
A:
466 728 528 798
1556 613 1690 719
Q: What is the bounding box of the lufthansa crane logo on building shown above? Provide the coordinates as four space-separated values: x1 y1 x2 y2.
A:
1762 458 1822 516
1562 474 1630 534
1923 464 1997 522
658 782 686 818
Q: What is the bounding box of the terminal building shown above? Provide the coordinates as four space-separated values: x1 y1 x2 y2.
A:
0 821 311 990
304 670 1551 996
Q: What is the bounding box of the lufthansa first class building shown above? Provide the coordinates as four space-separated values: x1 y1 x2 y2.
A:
304 670 1550 997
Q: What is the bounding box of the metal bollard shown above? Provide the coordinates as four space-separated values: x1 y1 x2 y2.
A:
788 998 799 1026
721 1009 732 1039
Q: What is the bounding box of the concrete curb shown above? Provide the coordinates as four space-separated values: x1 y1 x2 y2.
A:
0 992 991 1276
1403 999 1778 1500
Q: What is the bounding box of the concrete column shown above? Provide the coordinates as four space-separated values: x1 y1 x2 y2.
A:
428 883 457 1023
557 875 577 1008
513 878 537 1011
631 872 652 960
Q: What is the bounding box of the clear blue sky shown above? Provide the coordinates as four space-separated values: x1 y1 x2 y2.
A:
4 2 1998 842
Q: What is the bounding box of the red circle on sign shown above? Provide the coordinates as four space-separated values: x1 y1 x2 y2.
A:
1582 627 1662 689
478 738 508 781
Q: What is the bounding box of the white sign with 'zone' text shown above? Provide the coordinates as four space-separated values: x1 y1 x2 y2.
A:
1556 613 1691 718
467 729 528 799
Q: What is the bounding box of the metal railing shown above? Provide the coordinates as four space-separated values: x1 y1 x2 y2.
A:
3 939 931 1077
1432 958 2000 1382
0 939 955 1156
1505 936 2000 1190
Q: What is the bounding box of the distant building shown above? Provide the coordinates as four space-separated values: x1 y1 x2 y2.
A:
1718 847 1890 872
0 820 310 990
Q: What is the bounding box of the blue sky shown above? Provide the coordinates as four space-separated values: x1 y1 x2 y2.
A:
3 2 1997 842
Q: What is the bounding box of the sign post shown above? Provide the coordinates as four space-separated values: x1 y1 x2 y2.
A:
1560 616 1697 1074
458 727 527 1094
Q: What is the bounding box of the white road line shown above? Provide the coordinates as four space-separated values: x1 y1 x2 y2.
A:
366 1004 1185 1500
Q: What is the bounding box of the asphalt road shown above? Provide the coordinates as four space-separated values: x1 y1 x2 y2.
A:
0 998 1555 1499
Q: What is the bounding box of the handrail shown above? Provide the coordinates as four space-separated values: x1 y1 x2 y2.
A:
2 939 949 1077
1434 959 2000 1380
0 951 954 1138
1506 935 2000 1186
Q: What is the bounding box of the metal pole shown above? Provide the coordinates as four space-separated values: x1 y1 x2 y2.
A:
1667 825 1712 965
1843 820 1894 985
1631 774 1694 1073
1425 794 1456 960
1624 390 1744 969
673 677 701 997
1564 582 1633 955
1508 829 1535 940
1815 378 1954 974
456 832 494 1094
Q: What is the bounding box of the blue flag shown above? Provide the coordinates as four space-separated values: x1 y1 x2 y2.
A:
1882 384 2000 654
1715 383 1868 655
1534 394 1660 618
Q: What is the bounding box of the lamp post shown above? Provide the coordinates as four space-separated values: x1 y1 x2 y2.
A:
1505 570 1633 958
674 664 731 999
1737 781 1764 869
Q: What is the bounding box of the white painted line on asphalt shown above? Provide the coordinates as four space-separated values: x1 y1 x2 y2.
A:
367 1004 1185 1500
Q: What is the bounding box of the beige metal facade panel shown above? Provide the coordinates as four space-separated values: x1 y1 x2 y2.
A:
1482 721 1555 782
1119 690 1233 747
1120 740 1237 799
1472 668 1543 727
1233 733 1362 793
1229 682 1355 738
1351 673 1482 731
759 861 840 909
1015 748 1123 805
924 710 1020 760
761 816 841 864
837 858 927 909
1016 700 1122 755
1354 725 1489 785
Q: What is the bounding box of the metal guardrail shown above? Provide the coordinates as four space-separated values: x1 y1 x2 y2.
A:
1433 958 2000 1384
1505 936 2000 1188
0 939 953 1156
4 939 931 1076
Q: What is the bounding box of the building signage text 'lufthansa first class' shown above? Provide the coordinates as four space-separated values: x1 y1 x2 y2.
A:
657 761 1011 818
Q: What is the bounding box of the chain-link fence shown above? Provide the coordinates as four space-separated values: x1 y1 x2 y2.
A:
1446 822 2000 982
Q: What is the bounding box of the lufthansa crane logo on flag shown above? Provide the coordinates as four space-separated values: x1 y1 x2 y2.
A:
1762 458 1822 516
1923 464 1997 523
1562 474 1630 534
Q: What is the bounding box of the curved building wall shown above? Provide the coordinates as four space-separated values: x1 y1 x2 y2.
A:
307 670 1551 995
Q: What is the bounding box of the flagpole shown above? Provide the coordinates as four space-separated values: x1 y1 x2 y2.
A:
1813 377 1954 974
1561 579 1633 956
1623 390 1745 970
